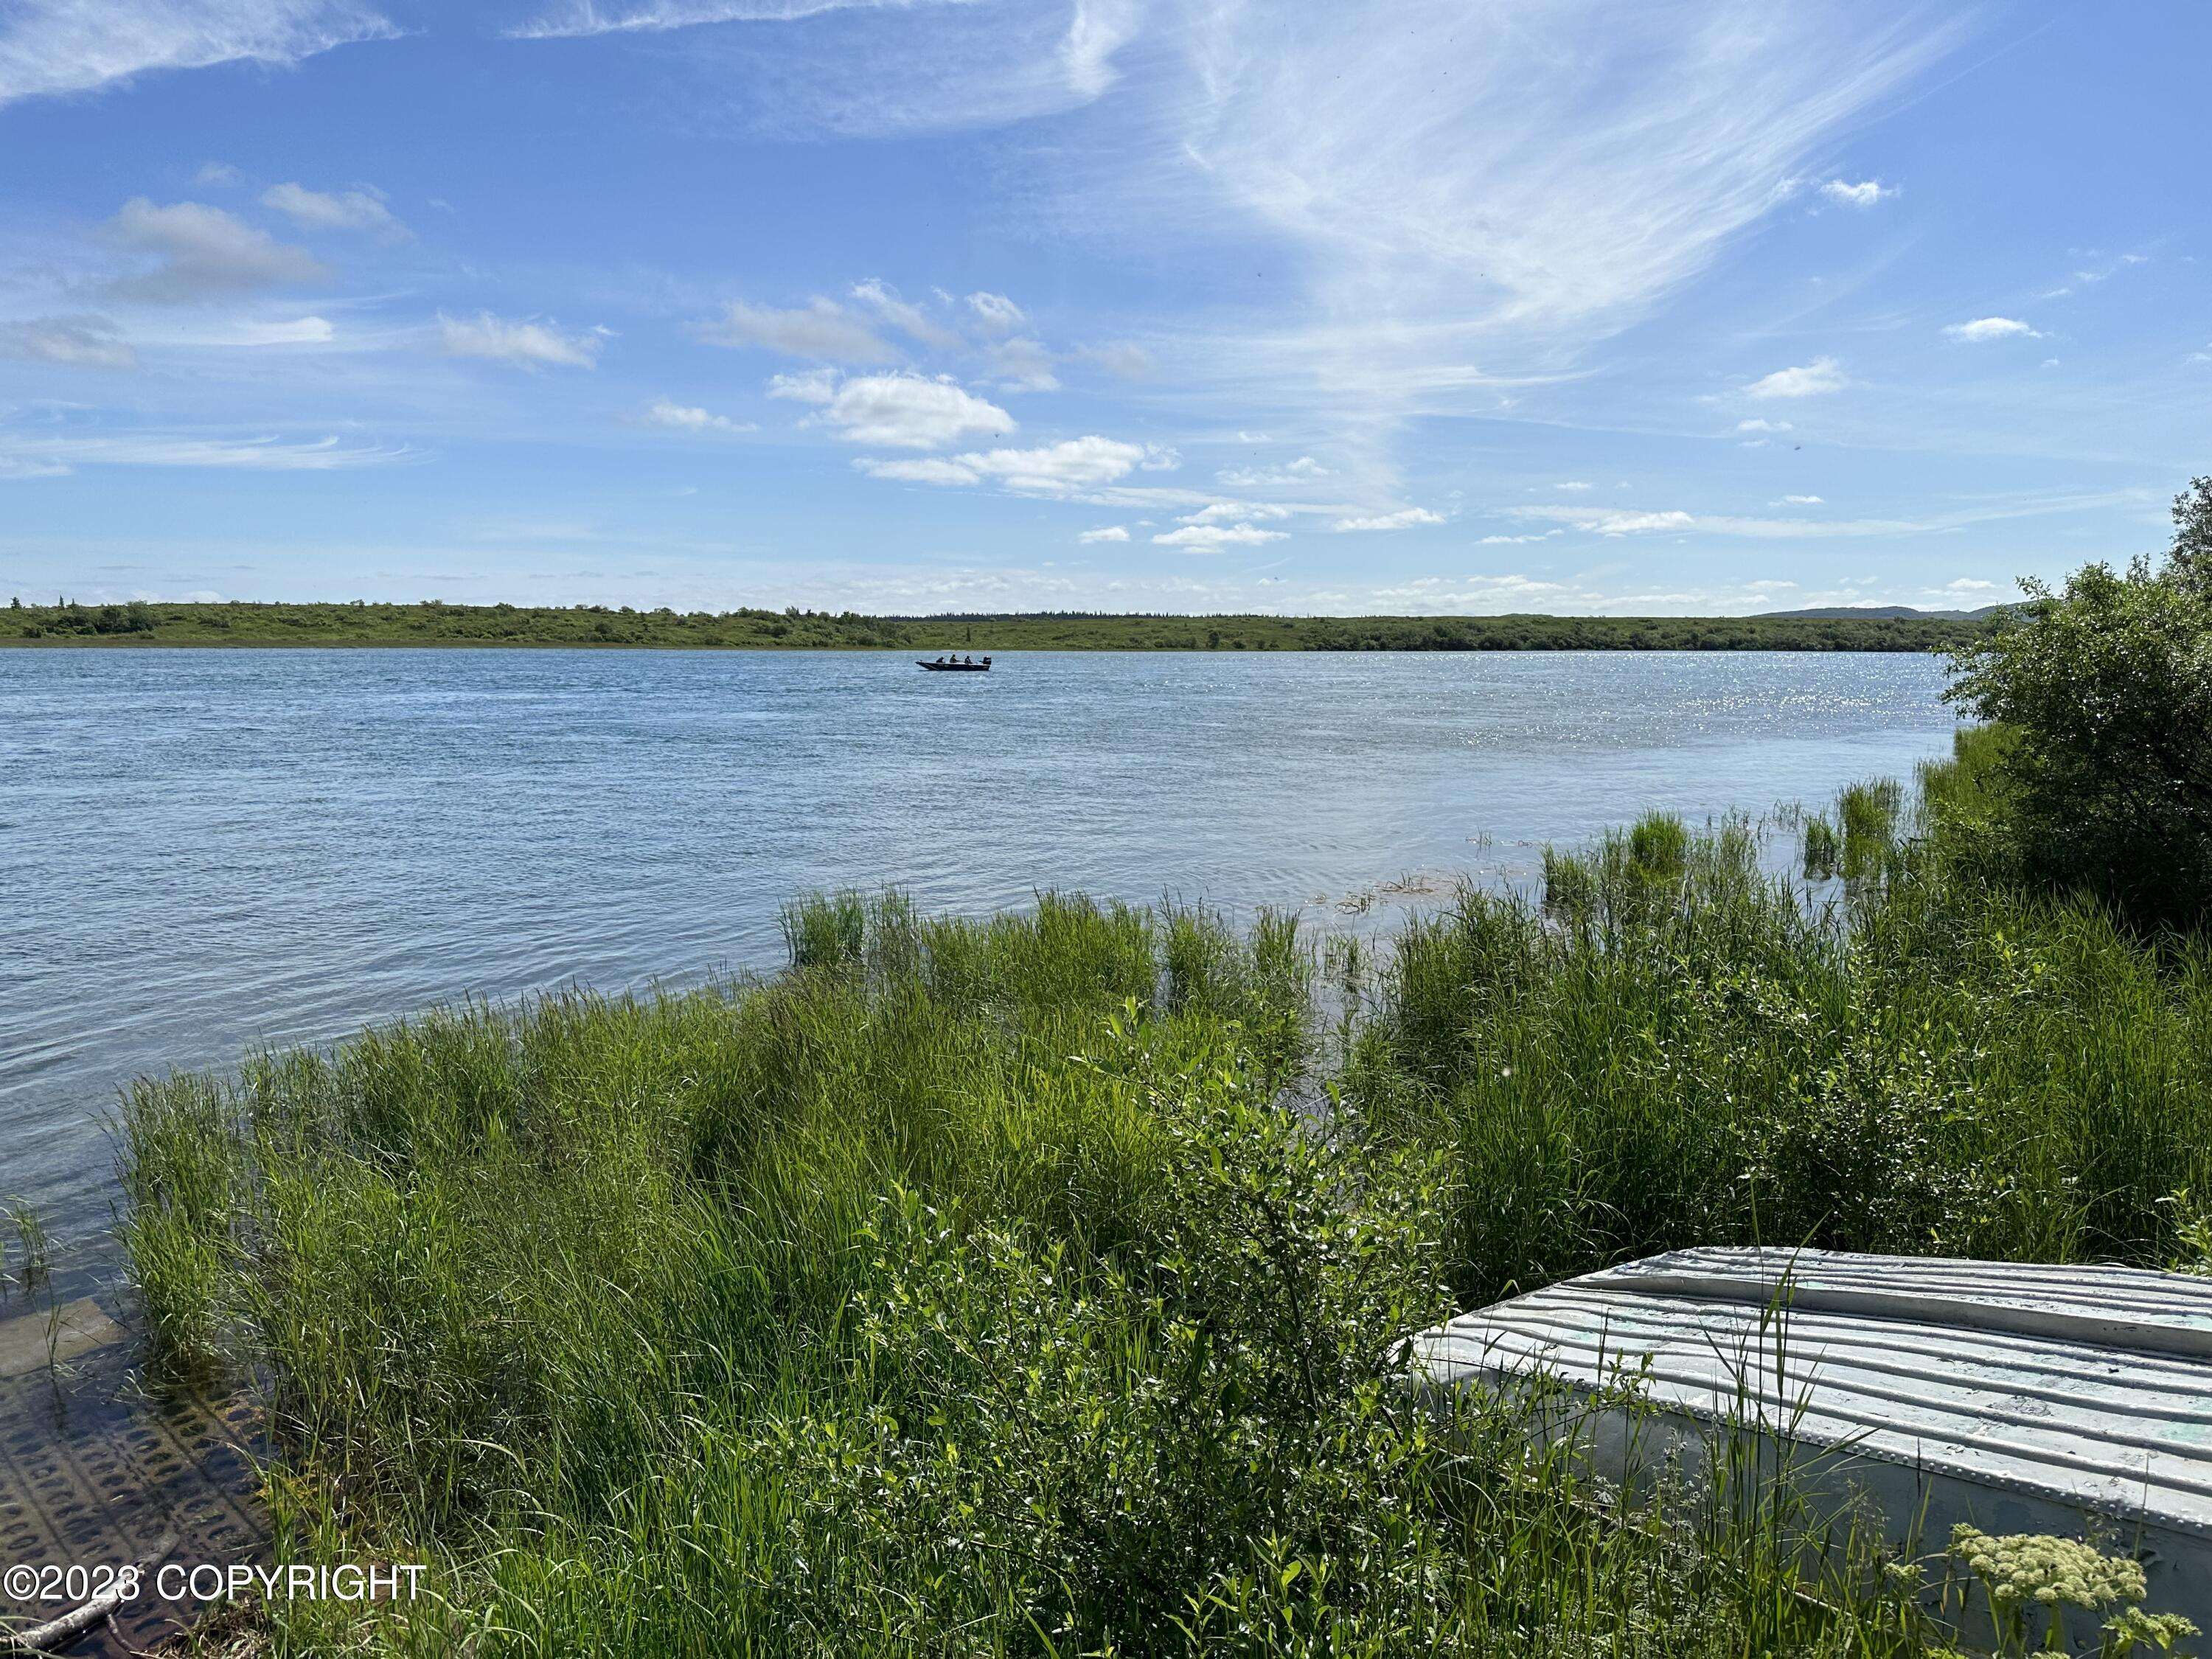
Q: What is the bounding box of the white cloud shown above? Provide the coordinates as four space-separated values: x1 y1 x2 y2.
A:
0 1 394 108
857 434 1166 493
1152 522 1290 551
1552 480 1593 491
194 161 243 187
1819 178 1893 207
1476 531 1561 545
1217 456 1330 487
439 312 603 369
1942 316 2040 342
1745 356 1846 398
697 297 896 363
966 291 1027 333
1182 501 1292 524
1778 494 1824 505
849 278 961 349
0 315 136 369
766 367 838 403
1333 507 1446 532
0 431 408 476
261 181 409 239
101 198 327 302
819 374 1013 448
1147 1 1958 414
1078 525 1130 543
1736 418 1792 433
633 397 752 432
1941 577 2000 594
985 336 1059 392
510 0 970 38
855 456 986 485
1062 0 1144 100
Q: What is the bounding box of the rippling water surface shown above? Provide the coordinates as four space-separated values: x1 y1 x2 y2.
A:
2 647 1958 1251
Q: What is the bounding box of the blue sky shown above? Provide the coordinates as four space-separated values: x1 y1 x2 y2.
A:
1 0 2207 616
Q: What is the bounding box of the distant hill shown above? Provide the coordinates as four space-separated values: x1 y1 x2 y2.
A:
1753 604 2012 622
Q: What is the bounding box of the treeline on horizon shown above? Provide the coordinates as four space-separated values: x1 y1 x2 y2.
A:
4 597 1986 653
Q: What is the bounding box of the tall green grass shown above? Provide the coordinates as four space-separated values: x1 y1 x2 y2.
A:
1348 731 2212 1309
117 742 2212 1655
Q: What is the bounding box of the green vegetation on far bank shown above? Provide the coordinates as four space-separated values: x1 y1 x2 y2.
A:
4 597 1987 653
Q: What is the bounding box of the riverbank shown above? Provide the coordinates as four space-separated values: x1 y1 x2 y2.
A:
113 732 2212 1655
4 599 1986 653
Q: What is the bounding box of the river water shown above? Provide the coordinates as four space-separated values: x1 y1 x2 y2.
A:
1 647 1960 1253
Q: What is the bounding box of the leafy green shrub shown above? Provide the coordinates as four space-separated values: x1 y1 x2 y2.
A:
1945 489 2212 927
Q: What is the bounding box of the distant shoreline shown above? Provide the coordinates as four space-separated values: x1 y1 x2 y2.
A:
4 601 1991 654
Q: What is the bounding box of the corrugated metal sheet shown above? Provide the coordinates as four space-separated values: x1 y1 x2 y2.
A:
1413 1248 2212 1634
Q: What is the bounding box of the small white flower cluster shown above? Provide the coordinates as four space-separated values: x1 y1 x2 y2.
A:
1947 1523 2146 1608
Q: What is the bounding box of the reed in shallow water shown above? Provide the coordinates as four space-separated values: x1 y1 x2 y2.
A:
118 745 2212 1655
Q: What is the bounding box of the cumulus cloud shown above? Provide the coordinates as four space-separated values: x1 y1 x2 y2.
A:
101 198 327 302
818 374 1013 448
765 367 838 403
632 397 752 431
856 434 1167 493
697 296 897 362
1552 480 1593 491
1778 494 1824 505
439 311 603 369
1152 522 1290 551
261 181 410 238
0 314 136 369
1217 456 1330 487
1182 501 1292 524
1745 356 1846 398
1736 418 1792 432
1078 525 1130 543
194 161 244 187
0 1 395 109
985 337 1059 392
966 291 1027 332
1942 316 2040 342
1820 178 1893 207
1334 507 1445 532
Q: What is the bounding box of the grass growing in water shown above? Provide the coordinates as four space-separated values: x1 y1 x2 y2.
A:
119 744 2212 1655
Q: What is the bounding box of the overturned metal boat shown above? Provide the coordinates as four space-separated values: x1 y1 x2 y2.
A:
1412 1247 2212 1632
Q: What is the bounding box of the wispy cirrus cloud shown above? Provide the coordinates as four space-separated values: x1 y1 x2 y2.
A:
0 430 411 477
508 0 975 41
0 0 394 108
1138 0 1962 420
